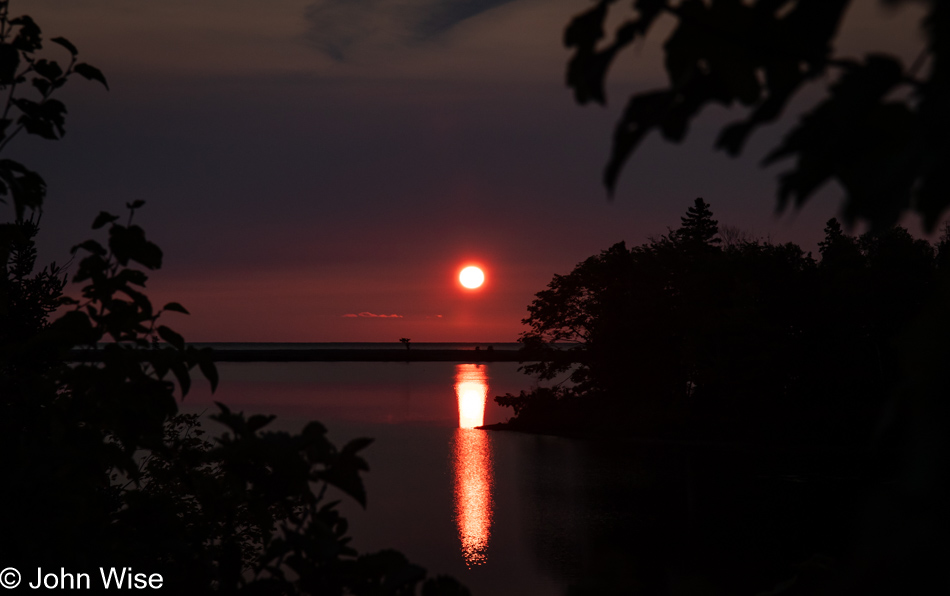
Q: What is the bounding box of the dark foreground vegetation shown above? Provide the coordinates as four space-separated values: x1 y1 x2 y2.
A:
0 5 464 594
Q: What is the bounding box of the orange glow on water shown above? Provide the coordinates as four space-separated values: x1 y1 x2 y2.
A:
453 364 494 567
456 364 488 428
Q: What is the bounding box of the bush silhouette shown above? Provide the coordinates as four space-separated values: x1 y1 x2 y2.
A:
0 5 466 594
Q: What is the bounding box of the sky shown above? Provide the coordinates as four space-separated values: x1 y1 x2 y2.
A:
16 0 932 342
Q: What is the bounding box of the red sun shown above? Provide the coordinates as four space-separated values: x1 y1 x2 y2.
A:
459 266 485 289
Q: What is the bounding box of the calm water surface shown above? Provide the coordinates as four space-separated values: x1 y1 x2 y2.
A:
186 361 635 596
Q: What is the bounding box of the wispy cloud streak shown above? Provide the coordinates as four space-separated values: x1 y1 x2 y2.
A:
303 0 517 59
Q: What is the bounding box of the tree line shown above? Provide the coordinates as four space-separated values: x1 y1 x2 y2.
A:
499 198 950 444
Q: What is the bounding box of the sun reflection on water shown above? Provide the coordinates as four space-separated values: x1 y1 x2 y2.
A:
452 364 494 567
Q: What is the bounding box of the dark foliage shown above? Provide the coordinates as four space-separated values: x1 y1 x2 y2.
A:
500 199 948 446
502 204 950 591
559 3 950 593
0 4 466 594
565 0 950 232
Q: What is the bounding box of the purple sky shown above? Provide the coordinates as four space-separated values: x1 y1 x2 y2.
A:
18 0 932 341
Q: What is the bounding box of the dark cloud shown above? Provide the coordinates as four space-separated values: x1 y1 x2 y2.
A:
303 0 517 59
414 0 516 38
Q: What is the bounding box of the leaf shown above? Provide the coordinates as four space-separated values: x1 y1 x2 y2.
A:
566 42 628 106
564 1 611 105
115 267 148 287
0 159 46 220
71 239 107 256
10 16 41 52
126 199 145 209
781 0 851 68
73 62 109 90
341 437 374 458
716 60 806 156
162 302 190 314
170 361 191 397
13 106 59 141
0 44 19 85
109 224 163 269
31 77 50 96
762 55 910 223
92 211 119 229
157 325 185 350
72 253 108 283
604 90 675 193
321 462 369 508
50 36 78 56
33 59 63 82
301 420 329 438
663 0 706 89
565 3 648 106
247 414 276 433
48 309 98 346
564 1 609 49
198 352 219 393
634 0 667 23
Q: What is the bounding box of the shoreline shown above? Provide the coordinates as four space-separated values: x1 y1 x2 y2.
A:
67 347 581 363
476 421 880 455
208 348 528 362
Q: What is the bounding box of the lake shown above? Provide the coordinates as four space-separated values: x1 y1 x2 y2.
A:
184 359 864 595
185 360 630 596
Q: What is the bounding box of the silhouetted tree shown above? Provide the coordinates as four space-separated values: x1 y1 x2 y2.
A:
818 217 862 266
502 200 943 446
717 223 754 249
674 197 720 247
1 216 64 339
505 200 730 433
936 221 950 273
